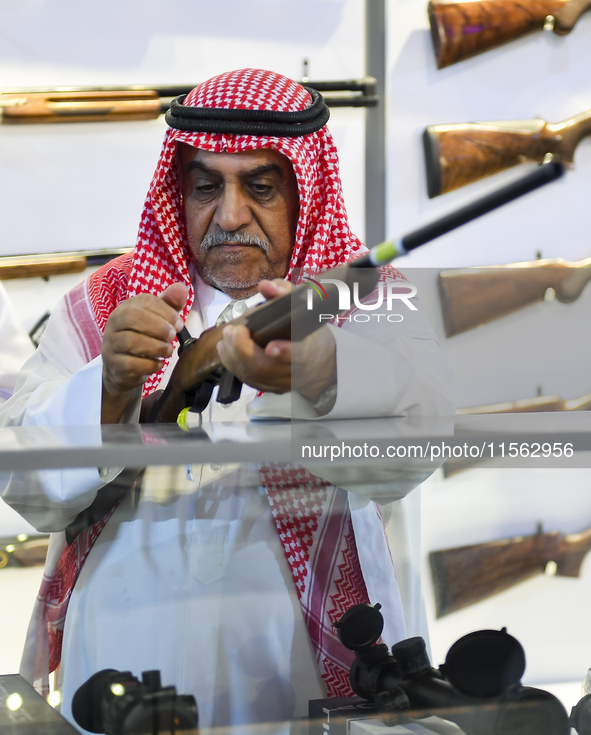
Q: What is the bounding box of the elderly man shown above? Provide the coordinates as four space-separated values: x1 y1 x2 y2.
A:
0 69 452 730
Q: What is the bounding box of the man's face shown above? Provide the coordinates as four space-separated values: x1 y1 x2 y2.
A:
178 144 300 299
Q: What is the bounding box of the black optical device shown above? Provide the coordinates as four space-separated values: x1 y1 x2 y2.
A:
71 669 197 735
310 603 570 735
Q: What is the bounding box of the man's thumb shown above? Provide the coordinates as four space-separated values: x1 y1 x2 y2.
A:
159 282 189 312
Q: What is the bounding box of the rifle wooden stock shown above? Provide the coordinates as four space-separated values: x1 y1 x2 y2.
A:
441 389 591 476
0 78 379 124
457 391 591 415
424 111 591 197
0 249 132 280
0 534 50 569
430 524 591 617
428 0 591 69
438 256 591 337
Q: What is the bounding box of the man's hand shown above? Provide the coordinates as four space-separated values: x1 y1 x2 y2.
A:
101 283 188 424
216 279 337 404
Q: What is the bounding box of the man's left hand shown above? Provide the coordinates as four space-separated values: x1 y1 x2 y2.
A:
216 279 337 403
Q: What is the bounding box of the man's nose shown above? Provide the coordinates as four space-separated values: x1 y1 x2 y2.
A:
213 185 252 232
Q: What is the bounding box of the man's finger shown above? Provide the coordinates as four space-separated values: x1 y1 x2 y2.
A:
107 330 175 361
159 282 189 328
258 279 291 301
265 340 291 359
110 305 178 343
107 353 164 378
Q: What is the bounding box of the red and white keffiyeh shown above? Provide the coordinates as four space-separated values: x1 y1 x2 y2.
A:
89 68 368 396
36 69 396 699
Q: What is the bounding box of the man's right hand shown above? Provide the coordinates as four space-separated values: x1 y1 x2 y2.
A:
101 283 188 424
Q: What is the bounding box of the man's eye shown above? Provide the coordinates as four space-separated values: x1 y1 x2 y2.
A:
250 182 274 197
193 182 218 197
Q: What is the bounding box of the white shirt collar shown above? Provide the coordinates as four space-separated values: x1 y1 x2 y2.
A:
193 271 266 330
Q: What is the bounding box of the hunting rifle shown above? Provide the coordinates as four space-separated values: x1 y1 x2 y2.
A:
430 522 591 617
145 163 564 423
423 108 591 197
438 255 591 337
428 0 591 69
0 79 378 124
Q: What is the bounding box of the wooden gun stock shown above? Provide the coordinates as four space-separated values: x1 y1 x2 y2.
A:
428 0 591 69
430 524 591 617
0 534 50 569
441 389 591 476
438 256 591 337
0 249 132 280
424 111 591 197
457 391 591 415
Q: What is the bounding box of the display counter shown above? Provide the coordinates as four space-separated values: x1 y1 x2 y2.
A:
1 414 590 735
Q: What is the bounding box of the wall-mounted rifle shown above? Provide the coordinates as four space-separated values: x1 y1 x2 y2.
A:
430 522 591 617
428 0 591 69
438 256 591 337
0 79 378 125
423 109 591 197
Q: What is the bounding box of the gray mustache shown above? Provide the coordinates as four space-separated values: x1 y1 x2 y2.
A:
200 230 270 254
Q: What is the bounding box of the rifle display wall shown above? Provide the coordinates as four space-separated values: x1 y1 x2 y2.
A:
384 0 591 704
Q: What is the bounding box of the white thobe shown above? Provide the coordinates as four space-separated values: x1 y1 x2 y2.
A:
0 274 454 733
0 282 35 404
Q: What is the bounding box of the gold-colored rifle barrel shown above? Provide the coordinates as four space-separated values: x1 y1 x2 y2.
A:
0 89 162 124
0 254 87 279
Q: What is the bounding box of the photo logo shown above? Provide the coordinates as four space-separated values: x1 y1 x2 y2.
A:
304 278 417 311
302 277 328 302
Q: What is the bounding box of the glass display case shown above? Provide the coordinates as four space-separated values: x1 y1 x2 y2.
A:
1 414 590 734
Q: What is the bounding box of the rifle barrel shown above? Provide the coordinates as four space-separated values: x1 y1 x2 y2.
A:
0 78 379 124
355 161 565 267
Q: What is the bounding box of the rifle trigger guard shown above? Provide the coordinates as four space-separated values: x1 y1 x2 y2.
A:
217 369 243 405
186 380 216 414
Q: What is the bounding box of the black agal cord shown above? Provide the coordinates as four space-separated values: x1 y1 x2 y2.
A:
165 86 330 136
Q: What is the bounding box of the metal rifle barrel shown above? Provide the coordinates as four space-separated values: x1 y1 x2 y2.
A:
354 161 565 267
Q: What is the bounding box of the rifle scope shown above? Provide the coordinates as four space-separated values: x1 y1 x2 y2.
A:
335 603 569 735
